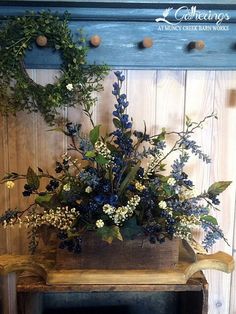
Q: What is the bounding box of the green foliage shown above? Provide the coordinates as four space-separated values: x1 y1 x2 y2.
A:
118 162 141 196
96 225 123 244
208 181 232 196
0 11 108 124
121 217 142 240
89 125 101 145
26 167 40 190
201 215 218 226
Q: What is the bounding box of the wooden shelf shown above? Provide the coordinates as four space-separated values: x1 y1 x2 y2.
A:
0 245 234 285
0 244 233 314
1 1 236 69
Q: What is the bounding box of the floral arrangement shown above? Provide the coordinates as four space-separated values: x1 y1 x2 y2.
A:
0 71 231 254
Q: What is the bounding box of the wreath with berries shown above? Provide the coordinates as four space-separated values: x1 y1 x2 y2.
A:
0 11 108 124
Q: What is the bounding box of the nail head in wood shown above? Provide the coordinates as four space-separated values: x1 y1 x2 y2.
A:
142 37 153 48
90 35 101 47
36 35 48 47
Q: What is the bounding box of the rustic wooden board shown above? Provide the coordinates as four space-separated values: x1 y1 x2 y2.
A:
16 271 207 292
0 246 234 285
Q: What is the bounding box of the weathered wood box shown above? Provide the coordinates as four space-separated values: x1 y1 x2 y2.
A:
56 233 180 270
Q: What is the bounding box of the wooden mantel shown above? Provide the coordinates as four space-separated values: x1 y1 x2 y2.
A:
0 0 236 69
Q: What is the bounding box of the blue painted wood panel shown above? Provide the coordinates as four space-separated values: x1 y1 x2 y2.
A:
1 1 236 69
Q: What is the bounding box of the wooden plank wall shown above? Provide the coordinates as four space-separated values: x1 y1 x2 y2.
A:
0 69 236 313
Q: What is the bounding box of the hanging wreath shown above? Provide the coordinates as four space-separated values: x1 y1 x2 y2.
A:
0 11 108 124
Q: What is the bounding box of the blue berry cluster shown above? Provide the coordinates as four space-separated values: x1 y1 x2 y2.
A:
58 232 82 253
208 193 221 205
0 209 20 224
46 179 59 192
65 122 81 136
143 224 165 244
22 184 34 197
201 221 225 250
79 167 100 189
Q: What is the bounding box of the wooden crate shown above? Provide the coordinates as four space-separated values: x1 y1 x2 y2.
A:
56 234 180 270
16 271 208 314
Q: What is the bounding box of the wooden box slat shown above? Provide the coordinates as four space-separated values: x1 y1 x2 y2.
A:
56 234 179 270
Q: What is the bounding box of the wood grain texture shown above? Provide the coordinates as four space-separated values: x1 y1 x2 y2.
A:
0 249 233 285
16 271 208 292
0 115 8 254
1 273 17 314
207 71 236 314
1 3 236 70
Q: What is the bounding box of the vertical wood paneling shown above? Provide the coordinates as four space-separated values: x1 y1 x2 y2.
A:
210 71 236 314
35 70 67 170
126 70 157 134
95 71 126 133
184 71 216 191
155 70 186 173
0 116 8 254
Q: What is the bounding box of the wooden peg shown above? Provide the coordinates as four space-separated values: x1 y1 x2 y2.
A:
36 35 48 47
90 35 101 47
189 40 205 51
141 37 153 48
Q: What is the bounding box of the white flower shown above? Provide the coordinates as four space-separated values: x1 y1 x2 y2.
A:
63 183 71 191
103 204 115 215
180 187 199 200
6 181 15 189
85 186 92 193
66 83 73 91
159 200 167 209
167 177 176 186
96 219 104 228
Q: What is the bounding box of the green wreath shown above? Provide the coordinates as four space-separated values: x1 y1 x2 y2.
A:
0 12 108 124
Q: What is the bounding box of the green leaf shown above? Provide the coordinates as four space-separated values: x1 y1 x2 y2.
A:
97 225 123 244
118 162 141 196
113 226 123 241
85 151 96 158
106 142 118 152
162 183 172 196
27 167 40 190
201 215 218 225
35 194 59 209
35 194 52 206
208 181 232 196
185 115 192 127
113 118 122 129
89 125 101 145
152 130 166 144
95 154 109 165
121 217 142 240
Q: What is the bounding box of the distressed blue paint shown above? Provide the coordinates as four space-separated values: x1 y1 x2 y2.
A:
1 1 236 69
1 6 236 22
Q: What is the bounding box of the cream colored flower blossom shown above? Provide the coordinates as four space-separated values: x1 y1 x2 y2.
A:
66 83 73 91
159 200 167 209
63 183 71 191
135 181 145 192
6 181 15 189
167 177 176 186
85 186 92 193
96 219 104 228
